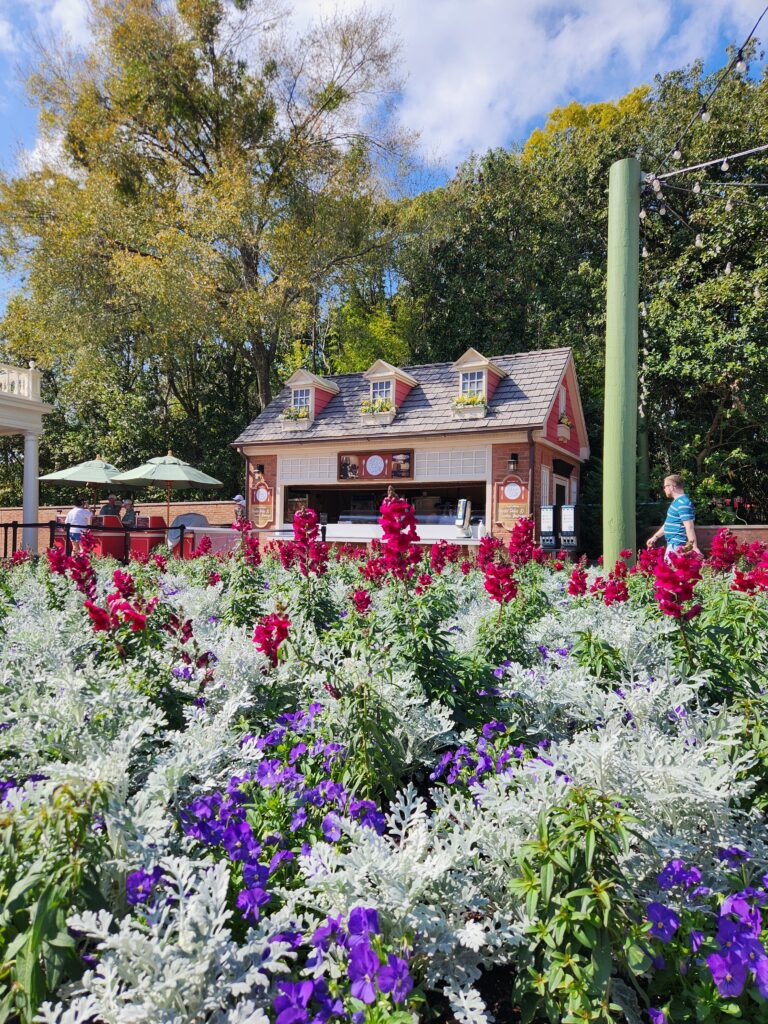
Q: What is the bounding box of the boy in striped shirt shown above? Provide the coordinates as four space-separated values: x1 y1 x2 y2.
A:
647 474 701 557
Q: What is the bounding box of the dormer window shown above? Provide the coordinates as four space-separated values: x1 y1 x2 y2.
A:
292 387 311 411
461 371 485 398
371 379 393 404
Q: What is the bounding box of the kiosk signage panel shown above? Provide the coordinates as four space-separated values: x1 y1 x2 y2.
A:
337 450 413 481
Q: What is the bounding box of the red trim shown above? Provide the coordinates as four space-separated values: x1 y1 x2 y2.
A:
313 388 334 415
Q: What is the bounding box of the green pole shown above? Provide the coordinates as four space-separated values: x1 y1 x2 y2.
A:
603 157 640 566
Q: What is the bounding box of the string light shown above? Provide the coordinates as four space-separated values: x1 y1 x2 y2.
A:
642 245 649 258
700 105 711 123
736 50 747 73
672 144 682 161
725 262 732 274
693 182 701 193
695 234 704 247
726 198 733 212
659 203 667 216
653 178 662 193
639 208 647 220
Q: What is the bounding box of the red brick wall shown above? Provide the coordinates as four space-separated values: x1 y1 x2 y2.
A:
0 500 237 528
696 524 768 554
490 442 533 541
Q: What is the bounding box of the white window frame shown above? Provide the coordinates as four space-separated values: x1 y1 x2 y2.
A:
292 387 311 411
461 370 485 397
559 386 566 416
553 474 569 505
371 379 393 403
541 466 551 505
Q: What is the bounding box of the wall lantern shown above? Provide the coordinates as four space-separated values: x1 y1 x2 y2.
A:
507 453 519 473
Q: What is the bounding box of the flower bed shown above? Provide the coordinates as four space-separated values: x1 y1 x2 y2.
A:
2 519 768 1024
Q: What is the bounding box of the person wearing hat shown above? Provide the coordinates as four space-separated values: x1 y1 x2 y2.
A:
232 494 247 523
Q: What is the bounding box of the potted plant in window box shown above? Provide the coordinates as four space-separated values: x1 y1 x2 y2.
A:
282 405 312 431
359 397 397 426
452 394 488 419
557 413 572 441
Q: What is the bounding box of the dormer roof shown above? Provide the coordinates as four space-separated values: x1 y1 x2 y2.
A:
362 360 419 387
285 369 340 394
451 347 507 378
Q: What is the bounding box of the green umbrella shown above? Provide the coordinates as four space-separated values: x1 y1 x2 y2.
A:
40 456 123 505
111 450 222 525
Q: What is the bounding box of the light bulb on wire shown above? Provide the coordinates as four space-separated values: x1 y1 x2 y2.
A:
721 158 730 172
726 198 733 212
652 178 662 193
725 262 732 275
642 246 649 258
659 204 667 216
736 50 747 74
693 182 701 194
695 234 703 248
700 105 710 123
672 144 682 161
639 208 647 220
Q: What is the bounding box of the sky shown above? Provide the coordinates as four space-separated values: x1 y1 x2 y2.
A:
0 0 765 306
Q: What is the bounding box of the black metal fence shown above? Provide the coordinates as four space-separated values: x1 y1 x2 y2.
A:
1 521 328 563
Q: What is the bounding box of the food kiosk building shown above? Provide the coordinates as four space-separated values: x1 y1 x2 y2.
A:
233 347 589 546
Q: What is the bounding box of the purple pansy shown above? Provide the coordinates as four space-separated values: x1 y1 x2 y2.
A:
273 980 315 1024
376 953 414 1003
348 940 380 1004
707 951 747 998
322 813 342 842
646 903 680 943
348 906 380 937
648 1010 668 1024
126 866 164 906
236 886 270 922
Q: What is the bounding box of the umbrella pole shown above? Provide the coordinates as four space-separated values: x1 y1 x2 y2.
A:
166 482 171 540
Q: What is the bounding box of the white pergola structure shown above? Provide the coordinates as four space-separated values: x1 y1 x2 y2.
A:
0 362 52 552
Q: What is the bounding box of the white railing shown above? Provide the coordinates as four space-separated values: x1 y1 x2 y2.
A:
0 362 41 401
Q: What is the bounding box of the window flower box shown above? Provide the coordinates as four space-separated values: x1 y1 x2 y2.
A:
360 397 396 426
282 406 312 431
557 414 572 441
452 394 488 420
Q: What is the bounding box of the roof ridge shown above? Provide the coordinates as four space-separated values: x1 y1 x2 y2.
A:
311 347 572 383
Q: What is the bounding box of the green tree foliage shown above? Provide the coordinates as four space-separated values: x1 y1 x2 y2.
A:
395 57 768 518
0 0 405 496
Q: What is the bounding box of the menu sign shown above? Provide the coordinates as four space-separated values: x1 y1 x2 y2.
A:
338 450 413 481
250 482 275 528
495 474 529 531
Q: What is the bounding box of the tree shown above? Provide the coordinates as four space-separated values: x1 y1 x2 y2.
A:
0 0 406 489
394 54 768 521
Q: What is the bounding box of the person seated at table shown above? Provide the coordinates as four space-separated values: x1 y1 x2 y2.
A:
99 493 121 518
65 497 92 555
121 498 137 527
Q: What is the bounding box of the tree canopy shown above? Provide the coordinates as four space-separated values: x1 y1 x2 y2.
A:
1 12 767 526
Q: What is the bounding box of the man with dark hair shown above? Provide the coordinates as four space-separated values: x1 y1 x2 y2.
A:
647 474 701 556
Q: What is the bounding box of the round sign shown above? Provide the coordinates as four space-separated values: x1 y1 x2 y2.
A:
504 481 522 501
255 485 269 503
365 454 385 477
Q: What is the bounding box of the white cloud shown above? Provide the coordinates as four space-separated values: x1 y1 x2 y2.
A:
289 0 764 166
0 15 18 52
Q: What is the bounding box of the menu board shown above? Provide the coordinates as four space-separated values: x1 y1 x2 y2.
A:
495 474 529 531
338 450 413 481
560 505 575 533
250 482 275 528
540 506 555 533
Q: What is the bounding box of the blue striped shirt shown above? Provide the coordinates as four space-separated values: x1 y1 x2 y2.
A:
664 494 695 548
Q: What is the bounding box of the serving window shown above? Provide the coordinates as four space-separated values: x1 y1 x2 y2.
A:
283 483 486 527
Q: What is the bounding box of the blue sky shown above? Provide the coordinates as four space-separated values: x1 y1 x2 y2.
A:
0 0 765 308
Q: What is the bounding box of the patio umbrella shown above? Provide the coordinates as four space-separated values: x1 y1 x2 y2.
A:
111 451 222 526
40 456 123 506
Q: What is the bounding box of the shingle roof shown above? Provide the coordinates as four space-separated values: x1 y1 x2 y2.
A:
233 348 572 446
